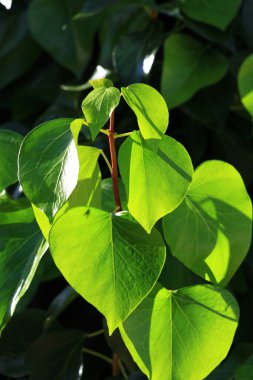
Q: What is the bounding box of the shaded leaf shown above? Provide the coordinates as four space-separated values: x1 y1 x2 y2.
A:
161 33 228 108
163 160 252 286
180 0 242 30
0 198 48 331
0 129 22 192
26 330 84 380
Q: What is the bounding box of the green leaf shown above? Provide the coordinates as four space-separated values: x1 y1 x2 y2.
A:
90 78 114 89
0 14 40 89
28 0 100 77
161 33 228 108
179 0 242 30
32 204 51 241
163 160 252 286
26 330 84 380
238 54 253 116
120 283 239 380
18 118 79 222
0 198 48 331
49 207 166 334
0 310 46 377
118 131 193 233
121 84 169 141
0 130 23 192
82 87 121 140
236 354 253 380
101 178 127 212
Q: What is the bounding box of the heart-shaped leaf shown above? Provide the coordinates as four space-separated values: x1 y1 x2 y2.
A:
163 160 252 286
119 131 193 233
120 283 239 380
161 34 228 108
121 84 169 142
82 86 121 140
179 0 242 30
49 207 166 334
18 118 79 222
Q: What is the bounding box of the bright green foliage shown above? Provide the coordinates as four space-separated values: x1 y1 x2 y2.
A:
90 78 114 89
0 130 22 192
179 0 242 30
163 160 252 286
121 84 169 141
32 204 51 241
82 86 121 140
162 34 228 108
238 54 253 116
120 283 239 380
49 207 166 334
28 0 100 77
119 131 193 232
236 354 253 380
18 118 79 222
0 197 47 332
26 330 84 380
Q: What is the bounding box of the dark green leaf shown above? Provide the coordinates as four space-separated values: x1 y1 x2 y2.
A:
0 310 46 377
28 0 100 77
163 160 252 286
180 0 242 30
236 354 253 380
0 129 22 192
161 33 228 108
0 198 48 331
119 132 193 232
120 283 239 380
101 178 127 212
0 13 40 89
18 118 79 222
49 207 166 334
26 330 84 380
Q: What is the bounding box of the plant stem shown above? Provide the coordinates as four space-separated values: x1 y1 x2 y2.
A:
82 348 113 365
114 132 132 139
101 150 112 174
100 128 109 136
118 358 128 379
86 329 105 338
108 111 122 212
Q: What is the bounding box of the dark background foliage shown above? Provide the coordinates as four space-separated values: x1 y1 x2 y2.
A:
0 0 253 379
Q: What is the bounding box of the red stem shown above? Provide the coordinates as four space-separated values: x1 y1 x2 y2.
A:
108 111 122 212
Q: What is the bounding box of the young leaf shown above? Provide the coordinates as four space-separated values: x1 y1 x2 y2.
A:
238 54 253 116
18 118 79 222
163 160 252 286
161 34 228 108
180 0 242 31
121 84 169 141
26 330 84 380
90 78 114 89
118 131 193 233
0 130 23 192
82 87 121 140
49 207 166 334
0 198 48 332
120 283 239 380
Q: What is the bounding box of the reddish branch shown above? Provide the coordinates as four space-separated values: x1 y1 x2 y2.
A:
108 111 122 212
